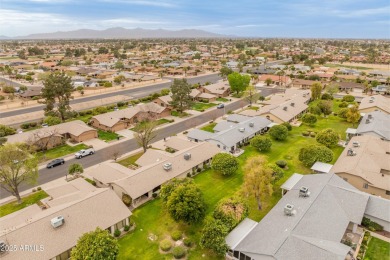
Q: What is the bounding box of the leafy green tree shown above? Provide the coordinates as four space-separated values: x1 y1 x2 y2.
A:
114 61 124 70
43 116 62 126
342 95 355 102
299 144 334 167
338 108 348 118
160 178 191 203
0 124 16 137
41 72 74 121
326 84 339 95
301 113 317 125
104 82 113 88
0 137 7 146
317 100 332 116
114 75 125 84
282 122 292 131
310 82 322 100
228 72 250 95
213 197 248 230
134 120 158 153
71 227 119 260
162 179 206 224
316 128 339 147
243 156 273 210
219 66 233 79
170 79 193 113
269 125 288 141
265 78 273 86
67 163 84 179
346 105 361 126
211 153 239 176
0 143 38 204
250 136 272 152
200 219 229 256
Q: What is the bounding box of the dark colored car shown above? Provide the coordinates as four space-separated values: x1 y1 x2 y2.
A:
46 158 65 168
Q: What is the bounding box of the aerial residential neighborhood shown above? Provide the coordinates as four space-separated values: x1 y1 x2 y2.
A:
0 1 389 260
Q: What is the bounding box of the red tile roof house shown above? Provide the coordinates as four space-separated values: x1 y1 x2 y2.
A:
258 74 292 87
90 103 171 132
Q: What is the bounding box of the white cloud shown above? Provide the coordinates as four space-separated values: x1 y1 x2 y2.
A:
99 0 177 8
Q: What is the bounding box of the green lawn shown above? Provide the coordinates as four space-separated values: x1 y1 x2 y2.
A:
97 130 121 142
171 111 190 118
117 152 144 168
216 97 229 102
364 237 390 260
117 114 353 259
37 143 89 162
192 102 217 111
247 106 260 111
200 122 217 133
0 190 49 217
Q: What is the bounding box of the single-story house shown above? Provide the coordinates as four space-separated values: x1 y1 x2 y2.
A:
354 111 390 141
0 178 131 260
332 135 390 199
91 103 171 132
358 95 390 114
226 173 390 260
88 139 222 207
337 82 364 93
6 120 97 149
292 79 317 89
258 74 292 87
372 85 389 95
187 116 272 153
199 81 230 97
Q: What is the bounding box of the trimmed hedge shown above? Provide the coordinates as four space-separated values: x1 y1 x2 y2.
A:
171 231 183 241
172 246 186 259
160 239 172 252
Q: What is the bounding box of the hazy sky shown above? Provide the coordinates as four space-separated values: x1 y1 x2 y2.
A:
1 0 389 38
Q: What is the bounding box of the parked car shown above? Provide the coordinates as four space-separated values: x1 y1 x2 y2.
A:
75 147 95 159
46 158 65 168
41 123 49 128
114 106 119 111
217 103 225 109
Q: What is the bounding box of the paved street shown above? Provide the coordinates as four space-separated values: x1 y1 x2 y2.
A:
0 73 222 119
0 98 248 198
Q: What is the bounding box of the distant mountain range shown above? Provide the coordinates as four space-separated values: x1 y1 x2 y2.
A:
0 27 228 39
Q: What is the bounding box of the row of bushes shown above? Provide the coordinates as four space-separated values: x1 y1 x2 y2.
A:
357 231 371 260
302 131 316 137
362 216 384 231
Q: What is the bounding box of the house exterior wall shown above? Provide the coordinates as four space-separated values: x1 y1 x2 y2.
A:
261 113 284 123
69 130 98 143
335 172 390 199
33 136 63 151
91 118 127 132
364 214 390 232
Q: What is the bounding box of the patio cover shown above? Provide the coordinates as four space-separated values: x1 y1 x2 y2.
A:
280 173 303 191
311 162 333 174
225 218 258 248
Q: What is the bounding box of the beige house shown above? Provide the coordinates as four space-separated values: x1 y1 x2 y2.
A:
199 81 230 97
6 120 97 149
332 135 390 199
89 138 222 207
91 103 171 132
0 178 131 260
292 79 317 89
358 95 390 114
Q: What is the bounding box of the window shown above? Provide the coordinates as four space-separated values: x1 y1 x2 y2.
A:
386 190 390 195
363 183 368 189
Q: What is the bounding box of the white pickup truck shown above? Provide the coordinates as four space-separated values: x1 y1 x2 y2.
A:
75 148 95 159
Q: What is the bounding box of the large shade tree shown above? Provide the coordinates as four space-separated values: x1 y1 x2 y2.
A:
299 144 334 167
169 78 193 113
228 72 251 95
211 153 239 176
0 143 38 204
41 72 74 121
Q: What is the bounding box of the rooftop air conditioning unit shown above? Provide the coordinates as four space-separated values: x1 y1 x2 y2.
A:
239 127 245 132
51 216 65 228
291 103 295 107
353 141 360 147
347 148 357 156
283 106 288 111
163 162 172 171
0 241 6 254
249 122 254 127
368 114 373 119
299 187 310 197
365 119 371 124
369 100 374 103
284 204 294 216
184 153 191 160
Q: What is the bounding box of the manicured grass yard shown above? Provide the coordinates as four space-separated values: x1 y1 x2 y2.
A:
117 152 144 168
364 237 390 260
0 190 48 217
97 130 121 142
200 122 217 133
37 143 89 161
247 106 260 111
117 112 353 259
192 102 217 111
216 97 229 102
171 111 190 117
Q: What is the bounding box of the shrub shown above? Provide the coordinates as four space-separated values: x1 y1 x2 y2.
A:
200 109 205 112
316 128 339 147
299 145 334 166
213 197 249 230
342 95 355 102
339 101 348 108
160 239 172 252
321 93 333 100
124 225 130 232
32 189 36 192
282 122 292 131
122 194 132 207
2 86 15 93
338 108 348 118
104 82 112 88
93 106 108 115
183 238 192 247
32 96 40 100
37 187 42 191
250 136 272 152
152 193 158 198
172 246 186 259
302 131 310 136
211 153 239 176
117 101 126 107
269 125 288 141
43 116 62 126
114 229 121 237
276 160 287 168
0 124 16 137
269 164 284 183
310 132 316 137
21 123 31 129
171 231 183 241
29 122 38 127
301 113 317 125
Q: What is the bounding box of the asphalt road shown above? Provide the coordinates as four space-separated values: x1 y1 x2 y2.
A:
0 98 248 199
0 73 222 119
